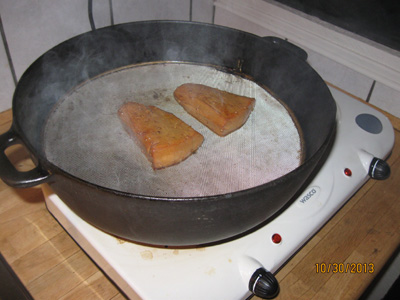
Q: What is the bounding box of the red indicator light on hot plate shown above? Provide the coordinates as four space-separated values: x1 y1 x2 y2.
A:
344 168 352 177
271 233 282 244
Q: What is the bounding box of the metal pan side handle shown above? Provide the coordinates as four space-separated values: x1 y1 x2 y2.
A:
263 36 308 61
0 129 50 188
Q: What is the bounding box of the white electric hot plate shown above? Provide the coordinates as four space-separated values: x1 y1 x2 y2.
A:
43 86 394 300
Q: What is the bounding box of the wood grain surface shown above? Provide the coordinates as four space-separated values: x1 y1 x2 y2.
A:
1 86 399 299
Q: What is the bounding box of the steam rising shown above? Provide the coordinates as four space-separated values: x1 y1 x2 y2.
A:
12 21 335 182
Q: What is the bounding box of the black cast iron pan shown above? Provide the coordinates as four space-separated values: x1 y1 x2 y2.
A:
0 21 336 246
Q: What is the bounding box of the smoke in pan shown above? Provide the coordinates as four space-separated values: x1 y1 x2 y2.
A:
13 21 335 164
13 21 247 151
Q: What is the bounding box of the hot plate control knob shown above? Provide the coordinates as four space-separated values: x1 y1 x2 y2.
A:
249 268 279 299
369 157 390 180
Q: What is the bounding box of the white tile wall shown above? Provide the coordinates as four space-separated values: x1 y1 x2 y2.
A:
1 0 91 80
1 0 397 117
92 0 113 28
214 7 375 100
0 31 15 112
214 5 400 118
192 0 215 23
304 48 375 100
0 0 215 112
0 2 115 112
214 7 276 37
112 0 190 24
370 82 400 118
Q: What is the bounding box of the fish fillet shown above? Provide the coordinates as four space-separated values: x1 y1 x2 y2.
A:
118 102 204 169
174 83 256 136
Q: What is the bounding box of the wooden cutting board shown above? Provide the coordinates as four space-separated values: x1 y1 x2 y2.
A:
1 84 399 299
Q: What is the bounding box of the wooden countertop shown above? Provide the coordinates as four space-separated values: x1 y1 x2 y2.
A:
1 86 399 300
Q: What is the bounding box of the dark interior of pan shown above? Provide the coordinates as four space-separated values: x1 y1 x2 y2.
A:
12 21 336 246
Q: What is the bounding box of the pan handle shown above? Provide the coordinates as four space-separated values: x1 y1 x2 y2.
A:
0 128 50 188
263 36 308 61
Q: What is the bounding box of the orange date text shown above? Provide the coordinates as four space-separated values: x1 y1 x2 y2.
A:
315 263 374 274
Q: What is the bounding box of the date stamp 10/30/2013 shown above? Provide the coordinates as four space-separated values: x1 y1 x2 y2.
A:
315 263 374 274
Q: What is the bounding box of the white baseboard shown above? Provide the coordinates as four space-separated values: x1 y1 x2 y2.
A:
214 0 400 92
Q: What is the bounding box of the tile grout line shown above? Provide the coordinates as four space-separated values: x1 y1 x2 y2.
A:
88 0 96 30
365 80 376 103
212 4 216 24
0 14 18 86
109 0 114 25
189 0 193 21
